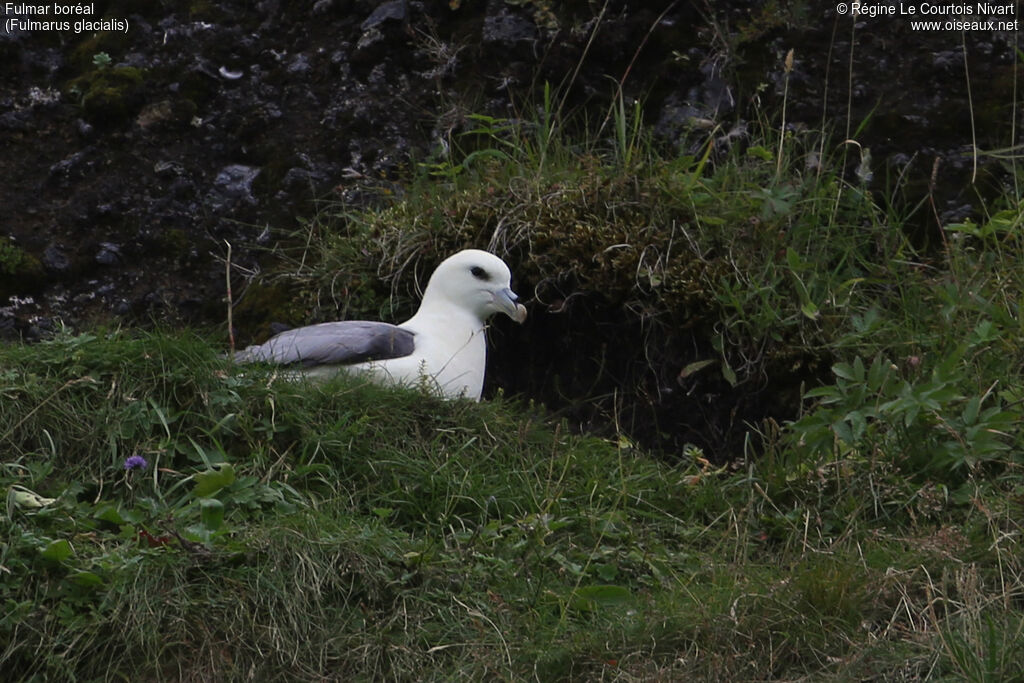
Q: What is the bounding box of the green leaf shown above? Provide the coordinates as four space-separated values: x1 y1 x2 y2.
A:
785 247 804 272
194 463 235 497
867 356 889 392
832 363 857 381
800 300 820 320
962 396 981 426
852 356 866 382
845 410 867 441
804 386 841 400
40 539 73 563
721 361 737 387
971 320 998 345
119 507 146 524
832 419 853 444
903 404 921 428
746 145 773 162
68 570 104 588
199 497 225 531
94 504 126 525
571 585 633 612
679 359 716 379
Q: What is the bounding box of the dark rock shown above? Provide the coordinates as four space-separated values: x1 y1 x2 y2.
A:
482 6 537 48
154 160 186 177
932 51 962 69
355 0 410 63
354 26 386 60
282 166 326 191
940 203 974 224
96 243 123 266
367 63 389 88
361 0 407 30
47 150 93 185
136 100 177 129
0 315 16 341
0 110 30 131
43 245 71 273
287 53 312 75
208 165 261 212
25 317 55 342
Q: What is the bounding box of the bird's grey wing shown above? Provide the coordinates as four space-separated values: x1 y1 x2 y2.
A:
235 321 415 366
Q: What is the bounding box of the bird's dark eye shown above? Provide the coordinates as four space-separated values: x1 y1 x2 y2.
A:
470 265 490 281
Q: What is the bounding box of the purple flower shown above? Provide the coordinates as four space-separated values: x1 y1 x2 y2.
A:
124 455 148 471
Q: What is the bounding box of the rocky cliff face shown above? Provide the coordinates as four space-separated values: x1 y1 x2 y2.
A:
1 0 690 337
4 1 1017 340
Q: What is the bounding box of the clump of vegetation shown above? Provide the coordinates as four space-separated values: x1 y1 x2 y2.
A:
0 241 45 299
266 87 906 458
0 241 30 277
66 65 146 125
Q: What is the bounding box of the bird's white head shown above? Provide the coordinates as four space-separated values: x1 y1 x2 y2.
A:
420 249 527 325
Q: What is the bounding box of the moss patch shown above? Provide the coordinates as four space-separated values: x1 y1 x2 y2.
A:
0 242 45 299
67 66 147 126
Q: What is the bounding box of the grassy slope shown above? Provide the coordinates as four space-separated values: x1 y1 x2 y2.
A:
3 112 1024 680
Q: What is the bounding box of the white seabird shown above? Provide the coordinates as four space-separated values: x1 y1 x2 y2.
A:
234 249 527 400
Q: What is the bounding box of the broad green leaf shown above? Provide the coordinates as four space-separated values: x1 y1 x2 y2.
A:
845 410 867 441
571 585 633 612
40 539 73 563
804 386 841 400
94 504 126 525
852 356 866 382
832 363 857 381
194 464 235 497
68 570 104 588
832 420 853 444
867 356 889 391
199 497 225 531
119 507 146 524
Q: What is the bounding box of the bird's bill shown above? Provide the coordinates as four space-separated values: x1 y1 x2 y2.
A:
494 287 527 323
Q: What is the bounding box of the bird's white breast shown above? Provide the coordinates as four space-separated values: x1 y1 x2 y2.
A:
346 316 487 400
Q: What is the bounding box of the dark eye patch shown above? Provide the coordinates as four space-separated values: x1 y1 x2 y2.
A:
470 265 490 281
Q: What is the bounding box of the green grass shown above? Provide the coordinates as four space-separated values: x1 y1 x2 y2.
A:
4 91 1024 679
1 324 1021 679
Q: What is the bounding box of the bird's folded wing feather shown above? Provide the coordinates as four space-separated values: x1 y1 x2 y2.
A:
235 321 416 366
